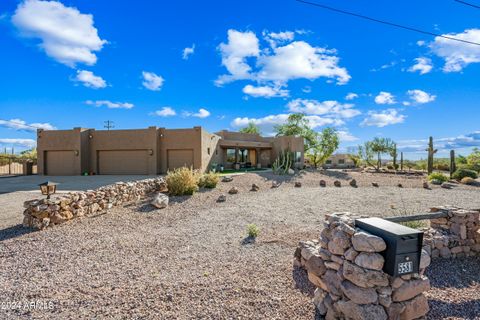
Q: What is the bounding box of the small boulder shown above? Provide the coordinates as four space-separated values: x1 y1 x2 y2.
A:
441 182 453 189
372 182 379 187
349 179 357 188
397 183 403 188
354 252 385 271
251 183 260 191
319 180 326 187
288 168 295 175
334 180 341 187
228 187 239 194
352 231 387 252
295 181 302 188
392 277 430 302
271 181 280 188
340 280 378 304
216 194 227 202
423 181 430 189
151 193 168 208
222 176 233 182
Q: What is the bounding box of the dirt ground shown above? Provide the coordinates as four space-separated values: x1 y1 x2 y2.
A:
1 171 479 319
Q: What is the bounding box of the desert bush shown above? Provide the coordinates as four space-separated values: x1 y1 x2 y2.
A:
401 220 428 230
198 172 220 188
246 224 260 238
428 172 449 183
459 163 480 173
461 177 476 185
166 167 199 196
452 168 478 180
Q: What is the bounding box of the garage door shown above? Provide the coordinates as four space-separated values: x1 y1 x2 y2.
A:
45 151 76 176
98 150 149 175
167 149 194 171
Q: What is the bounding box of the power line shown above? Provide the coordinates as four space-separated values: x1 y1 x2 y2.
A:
295 0 480 46
454 0 480 9
0 118 45 130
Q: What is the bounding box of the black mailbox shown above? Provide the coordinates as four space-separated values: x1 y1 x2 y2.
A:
355 217 423 277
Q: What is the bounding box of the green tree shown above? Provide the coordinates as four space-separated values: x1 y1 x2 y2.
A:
308 128 339 169
19 147 37 160
369 137 395 171
274 113 316 152
239 122 261 135
347 146 362 167
357 142 375 168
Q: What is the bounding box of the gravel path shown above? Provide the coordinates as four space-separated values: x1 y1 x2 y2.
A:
1 172 479 319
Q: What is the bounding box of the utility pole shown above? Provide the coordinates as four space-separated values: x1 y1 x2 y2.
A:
104 120 115 131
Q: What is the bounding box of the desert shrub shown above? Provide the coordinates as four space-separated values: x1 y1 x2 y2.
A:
459 163 480 173
461 177 476 185
198 172 219 188
166 167 199 196
246 224 260 238
452 168 478 180
428 172 449 183
401 220 428 230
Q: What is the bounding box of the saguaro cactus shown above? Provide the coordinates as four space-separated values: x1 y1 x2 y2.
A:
450 150 456 178
426 136 437 175
400 152 404 171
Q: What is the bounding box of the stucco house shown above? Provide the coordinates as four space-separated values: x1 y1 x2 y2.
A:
37 127 304 175
322 153 356 169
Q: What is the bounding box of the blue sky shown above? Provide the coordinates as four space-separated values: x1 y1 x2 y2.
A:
1 0 479 159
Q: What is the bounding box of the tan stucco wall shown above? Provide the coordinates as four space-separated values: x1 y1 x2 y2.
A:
37 128 86 175
201 129 221 172
89 127 158 175
271 136 305 167
215 130 269 143
158 127 202 173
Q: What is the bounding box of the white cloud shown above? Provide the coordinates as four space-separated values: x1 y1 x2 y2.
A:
430 28 480 72
361 109 405 127
345 92 358 100
417 40 426 47
216 29 350 87
142 71 164 91
216 29 260 86
231 113 344 136
85 100 134 109
407 89 436 104
257 41 350 85
398 131 480 153
287 99 360 118
0 118 55 131
182 44 195 60
183 108 210 118
408 57 433 75
242 84 289 98
337 130 359 142
153 107 176 117
302 86 312 93
74 70 106 88
263 30 295 47
12 0 106 67
374 91 396 105
0 138 36 148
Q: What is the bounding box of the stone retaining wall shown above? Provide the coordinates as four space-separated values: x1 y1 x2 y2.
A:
295 207 480 320
23 178 166 230
424 206 480 258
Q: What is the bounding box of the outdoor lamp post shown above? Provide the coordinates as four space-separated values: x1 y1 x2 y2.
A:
39 181 58 200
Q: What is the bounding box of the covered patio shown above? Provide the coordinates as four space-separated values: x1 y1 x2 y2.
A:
218 139 272 169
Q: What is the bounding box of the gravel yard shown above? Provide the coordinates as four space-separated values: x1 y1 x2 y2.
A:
1 171 480 319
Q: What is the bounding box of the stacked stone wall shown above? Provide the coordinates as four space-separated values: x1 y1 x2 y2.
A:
23 178 166 230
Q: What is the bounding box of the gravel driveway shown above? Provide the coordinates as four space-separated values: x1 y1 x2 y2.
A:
1 172 479 319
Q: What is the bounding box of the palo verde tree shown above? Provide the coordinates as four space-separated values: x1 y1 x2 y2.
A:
308 128 340 169
369 137 395 171
239 121 261 135
274 113 317 152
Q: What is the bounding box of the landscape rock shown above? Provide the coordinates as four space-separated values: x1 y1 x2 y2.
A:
354 252 385 271
228 187 239 194
340 280 378 304
222 176 233 182
305 255 327 276
151 193 169 209
423 181 429 189
288 168 295 175
294 182 302 188
250 183 260 191
392 277 430 302
343 261 389 288
216 194 227 202
397 183 403 188
349 179 357 188
441 182 453 189
271 181 280 188
320 180 326 187
400 294 429 320
336 300 387 320
334 180 341 187
352 231 387 252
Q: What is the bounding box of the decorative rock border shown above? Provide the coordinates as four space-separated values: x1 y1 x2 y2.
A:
23 178 166 230
295 207 480 319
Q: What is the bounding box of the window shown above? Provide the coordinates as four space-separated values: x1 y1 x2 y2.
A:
326 160 332 165
226 149 236 162
207 148 210 155
239 149 248 162
338 159 345 165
